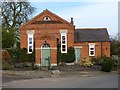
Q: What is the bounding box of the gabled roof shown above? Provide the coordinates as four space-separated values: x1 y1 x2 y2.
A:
74 28 110 42
20 9 73 29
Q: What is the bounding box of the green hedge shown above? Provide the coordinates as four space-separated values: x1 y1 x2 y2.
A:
57 47 75 63
101 56 113 72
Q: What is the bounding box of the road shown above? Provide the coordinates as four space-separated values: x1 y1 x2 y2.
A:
2 74 118 88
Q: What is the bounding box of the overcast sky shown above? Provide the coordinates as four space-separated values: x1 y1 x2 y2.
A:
29 0 119 37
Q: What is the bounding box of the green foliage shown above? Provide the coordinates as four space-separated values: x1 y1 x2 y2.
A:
80 58 93 67
57 47 75 63
2 60 11 70
28 51 35 63
101 56 113 72
67 47 75 63
1 2 35 49
2 30 16 48
2 50 10 62
57 50 62 63
110 37 120 58
18 48 28 62
111 55 120 70
91 57 103 65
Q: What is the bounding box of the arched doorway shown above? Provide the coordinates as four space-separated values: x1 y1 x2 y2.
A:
41 41 51 66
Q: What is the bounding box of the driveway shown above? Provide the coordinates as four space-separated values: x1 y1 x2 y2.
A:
2 71 118 88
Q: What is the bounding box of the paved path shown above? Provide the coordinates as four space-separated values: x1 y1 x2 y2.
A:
3 74 118 88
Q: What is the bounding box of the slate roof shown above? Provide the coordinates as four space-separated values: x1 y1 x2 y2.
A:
74 28 110 42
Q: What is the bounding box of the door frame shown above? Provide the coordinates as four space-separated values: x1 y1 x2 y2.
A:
74 46 82 63
41 46 51 66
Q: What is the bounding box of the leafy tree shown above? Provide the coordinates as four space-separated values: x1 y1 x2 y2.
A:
110 35 120 58
1 1 35 48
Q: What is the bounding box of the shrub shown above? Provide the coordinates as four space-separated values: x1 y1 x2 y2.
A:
57 50 62 63
2 60 11 70
91 57 102 65
28 51 35 63
80 58 93 67
2 50 10 62
111 55 120 70
18 48 28 62
101 56 113 72
57 47 75 63
67 47 75 63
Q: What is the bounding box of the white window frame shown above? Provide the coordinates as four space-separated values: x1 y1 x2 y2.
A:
43 16 51 21
28 34 34 54
89 43 95 56
60 30 67 53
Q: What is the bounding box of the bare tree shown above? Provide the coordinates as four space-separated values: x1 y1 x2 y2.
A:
1 1 35 48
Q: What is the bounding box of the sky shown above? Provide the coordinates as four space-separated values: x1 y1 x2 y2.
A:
29 0 119 37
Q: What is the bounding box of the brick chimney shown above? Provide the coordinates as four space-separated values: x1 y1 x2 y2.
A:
70 17 74 25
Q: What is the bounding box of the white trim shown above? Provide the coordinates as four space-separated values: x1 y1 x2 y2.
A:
28 33 34 54
88 43 95 45
51 64 57 66
35 47 57 50
60 29 68 33
35 63 57 66
74 46 82 48
26 30 35 34
66 63 74 65
61 32 67 53
35 64 41 66
89 44 95 56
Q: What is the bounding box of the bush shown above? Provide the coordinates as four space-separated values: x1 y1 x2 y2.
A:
18 48 28 62
111 55 120 70
2 60 11 70
67 47 75 63
57 50 62 63
57 47 75 63
101 56 113 72
80 58 93 67
91 57 100 65
2 50 10 62
28 51 35 63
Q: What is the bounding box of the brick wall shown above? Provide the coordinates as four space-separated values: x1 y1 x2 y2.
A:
74 42 110 59
20 10 74 65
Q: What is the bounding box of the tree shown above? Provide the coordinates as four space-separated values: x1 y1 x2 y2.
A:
1 1 35 48
110 34 120 58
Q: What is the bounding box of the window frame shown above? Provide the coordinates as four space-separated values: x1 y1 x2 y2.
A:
61 32 67 53
28 34 34 54
43 16 51 21
89 44 95 56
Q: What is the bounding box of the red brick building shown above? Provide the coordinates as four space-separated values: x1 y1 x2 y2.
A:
20 9 110 66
